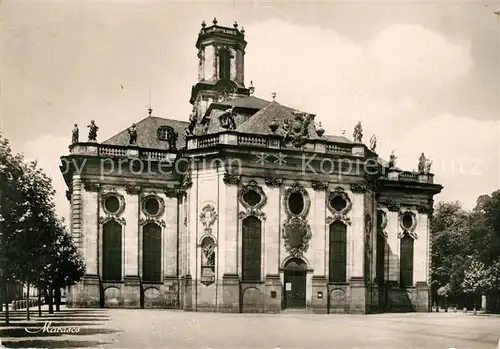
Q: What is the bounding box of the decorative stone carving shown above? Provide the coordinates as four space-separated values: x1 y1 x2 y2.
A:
282 216 312 258
315 122 325 137
238 179 267 220
365 214 373 256
125 186 141 195
416 205 431 214
223 172 241 185
388 150 397 168
219 106 237 130
164 187 179 198
99 216 126 226
425 159 433 174
139 217 166 227
101 191 126 217
141 194 165 218
418 153 427 173
177 174 193 197
65 190 72 201
350 183 367 193
282 112 313 148
326 214 352 226
199 204 217 234
311 181 327 191
386 201 400 212
398 209 418 239
83 182 100 192
201 236 216 286
377 208 388 237
283 182 311 218
326 187 352 215
265 177 282 187
185 107 197 136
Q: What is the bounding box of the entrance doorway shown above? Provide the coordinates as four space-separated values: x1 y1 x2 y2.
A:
284 258 307 309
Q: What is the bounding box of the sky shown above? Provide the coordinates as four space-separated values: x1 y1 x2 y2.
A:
1 0 499 220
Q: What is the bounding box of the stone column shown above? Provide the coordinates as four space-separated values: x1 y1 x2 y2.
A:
164 194 179 308
415 210 430 312
230 48 237 81
123 186 140 308
82 182 100 307
71 175 83 252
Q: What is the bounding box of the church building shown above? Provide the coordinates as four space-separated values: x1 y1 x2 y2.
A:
61 19 442 313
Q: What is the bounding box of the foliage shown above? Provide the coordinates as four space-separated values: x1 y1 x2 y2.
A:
0 133 85 313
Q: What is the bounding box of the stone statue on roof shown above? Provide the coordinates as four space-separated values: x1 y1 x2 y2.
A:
87 120 99 142
128 123 137 145
418 152 427 173
185 107 197 136
167 127 179 150
424 159 433 174
388 150 397 168
353 121 363 142
71 124 79 144
219 106 237 130
369 134 377 152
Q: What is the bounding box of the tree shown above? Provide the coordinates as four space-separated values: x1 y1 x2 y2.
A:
462 259 491 314
430 201 472 305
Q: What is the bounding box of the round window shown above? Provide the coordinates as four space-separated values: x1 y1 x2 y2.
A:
330 196 347 212
145 197 160 216
242 190 261 207
104 196 120 214
402 213 413 230
288 192 304 215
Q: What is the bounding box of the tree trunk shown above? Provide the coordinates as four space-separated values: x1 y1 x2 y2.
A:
4 301 9 324
55 287 60 312
26 283 30 321
37 289 42 316
48 288 54 314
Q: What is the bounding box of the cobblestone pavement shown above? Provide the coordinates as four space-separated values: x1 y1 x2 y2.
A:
1 306 499 348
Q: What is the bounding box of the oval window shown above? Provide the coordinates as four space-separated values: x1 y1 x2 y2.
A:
104 196 120 214
402 214 413 229
243 190 261 207
288 192 304 215
330 196 347 212
145 197 160 216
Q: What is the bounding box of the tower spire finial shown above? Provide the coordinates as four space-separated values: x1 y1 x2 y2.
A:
148 89 153 116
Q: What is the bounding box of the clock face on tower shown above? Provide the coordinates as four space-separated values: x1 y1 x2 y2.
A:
215 80 238 101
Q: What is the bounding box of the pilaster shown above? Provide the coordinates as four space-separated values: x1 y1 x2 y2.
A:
312 188 326 276
124 187 140 277
386 208 400 282
83 183 99 276
349 191 364 278
71 175 83 251
224 179 238 275
264 185 279 276
164 195 178 277
414 212 428 284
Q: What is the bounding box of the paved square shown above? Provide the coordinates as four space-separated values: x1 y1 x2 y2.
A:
1 307 500 348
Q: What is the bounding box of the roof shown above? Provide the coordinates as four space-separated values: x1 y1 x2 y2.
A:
324 134 353 144
103 116 188 150
219 95 272 110
236 101 322 140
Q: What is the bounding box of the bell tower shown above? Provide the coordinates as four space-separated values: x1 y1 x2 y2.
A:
190 18 250 118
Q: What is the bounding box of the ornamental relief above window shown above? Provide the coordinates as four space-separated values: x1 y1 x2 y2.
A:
325 187 352 226
282 182 312 258
140 194 166 227
398 209 418 239
377 208 388 238
99 190 126 225
238 179 267 220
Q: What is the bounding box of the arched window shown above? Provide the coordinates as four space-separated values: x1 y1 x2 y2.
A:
242 216 262 282
400 233 414 287
329 221 347 283
143 223 162 282
218 49 231 80
102 221 122 281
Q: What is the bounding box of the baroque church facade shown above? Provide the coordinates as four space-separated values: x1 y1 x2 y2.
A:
61 19 442 314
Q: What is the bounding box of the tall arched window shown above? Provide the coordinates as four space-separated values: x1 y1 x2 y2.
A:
400 233 414 287
329 221 347 283
102 221 122 281
143 223 162 282
218 49 231 80
242 216 262 282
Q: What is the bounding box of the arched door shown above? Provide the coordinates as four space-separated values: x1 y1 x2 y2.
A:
284 258 307 309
